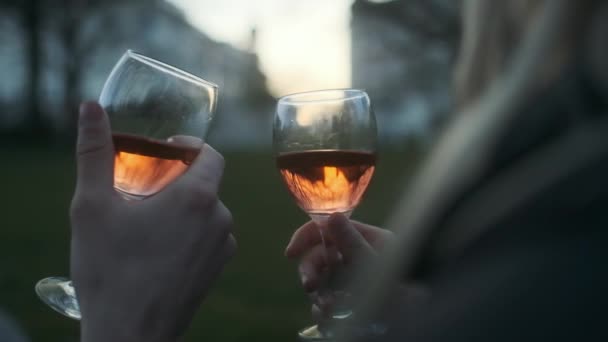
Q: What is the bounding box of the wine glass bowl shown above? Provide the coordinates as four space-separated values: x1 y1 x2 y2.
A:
35 50 218 319
101 50 218 200
274 89 377 221
273 89 376 154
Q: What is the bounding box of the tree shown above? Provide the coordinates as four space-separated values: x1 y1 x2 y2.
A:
0 0 142 140
0 0 47 138
59 0 146 138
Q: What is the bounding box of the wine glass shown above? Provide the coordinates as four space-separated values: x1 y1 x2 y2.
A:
35 50 218 320
273 89 377 340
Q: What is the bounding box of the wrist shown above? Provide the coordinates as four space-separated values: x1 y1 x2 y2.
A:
82 327 178 342
80 309 180 342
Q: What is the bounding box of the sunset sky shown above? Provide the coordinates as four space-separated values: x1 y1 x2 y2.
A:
168 0 354 96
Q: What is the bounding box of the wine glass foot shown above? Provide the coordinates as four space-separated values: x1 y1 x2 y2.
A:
35 277 81 320
298 324 332 341
298 321 388 341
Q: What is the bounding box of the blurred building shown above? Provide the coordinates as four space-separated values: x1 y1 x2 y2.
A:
350 0 460 142
0 0 274 148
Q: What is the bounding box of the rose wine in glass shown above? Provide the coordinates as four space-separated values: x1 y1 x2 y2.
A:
35 50 218 319
273 89 378 340
277 150 376 218
113 133 201 199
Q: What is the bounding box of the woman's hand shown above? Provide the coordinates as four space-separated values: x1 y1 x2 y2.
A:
285 213 394 316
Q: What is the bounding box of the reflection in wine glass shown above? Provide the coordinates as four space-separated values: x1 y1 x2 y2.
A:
273 89 379 340
35 50 218 320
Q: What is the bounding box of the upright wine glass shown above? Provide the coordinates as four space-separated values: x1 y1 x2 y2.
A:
35 50 218 320
273 89 377 340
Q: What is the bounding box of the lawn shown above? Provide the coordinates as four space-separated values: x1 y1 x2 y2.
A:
0 143 420 341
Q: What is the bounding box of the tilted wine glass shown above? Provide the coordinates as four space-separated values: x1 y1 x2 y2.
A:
273 89 377 340
35 50 218 320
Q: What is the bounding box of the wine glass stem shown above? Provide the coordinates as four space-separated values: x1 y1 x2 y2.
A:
309 212 351 269
309 213 352 320
318 223 330 265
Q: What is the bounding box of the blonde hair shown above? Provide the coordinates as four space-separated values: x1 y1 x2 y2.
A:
341 1 600 338
454 0 542 108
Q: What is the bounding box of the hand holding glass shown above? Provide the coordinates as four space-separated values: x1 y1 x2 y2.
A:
35 50 218 319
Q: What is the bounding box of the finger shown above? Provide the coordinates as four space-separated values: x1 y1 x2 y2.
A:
75 101 114 196
311 304 324 323
298 245 340 292
286 220 391 258
167 144 225 195
309 292 334 317
298 244 326 292
349 220 393 249
285 221 322 258
326 213 372 262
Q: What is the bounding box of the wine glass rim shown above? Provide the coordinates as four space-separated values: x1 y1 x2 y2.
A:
126 50 218 90
278 88 369 104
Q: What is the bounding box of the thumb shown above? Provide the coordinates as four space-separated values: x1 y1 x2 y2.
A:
325 212 373 263
75 101 114 196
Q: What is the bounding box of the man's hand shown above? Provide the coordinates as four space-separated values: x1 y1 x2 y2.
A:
71 102 236 342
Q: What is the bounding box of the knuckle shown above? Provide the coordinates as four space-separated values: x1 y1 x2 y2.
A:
76 121 110 155
207 202 233 237
224 235 237 259
217 203 234 228
76 140 109 158
215 218 233 242
191 202 233 246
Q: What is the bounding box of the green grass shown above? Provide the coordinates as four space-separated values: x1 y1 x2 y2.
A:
0 144 421 341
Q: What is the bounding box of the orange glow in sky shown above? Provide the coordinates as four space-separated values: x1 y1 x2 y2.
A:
168 0 353 96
